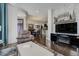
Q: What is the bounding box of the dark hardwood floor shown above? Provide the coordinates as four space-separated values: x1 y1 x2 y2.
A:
51 42 77 56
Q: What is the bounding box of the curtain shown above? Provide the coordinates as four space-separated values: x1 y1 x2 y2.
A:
0 3 8 45
0 4 2 40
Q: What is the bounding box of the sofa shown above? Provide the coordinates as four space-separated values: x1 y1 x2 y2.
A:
17 30 34 44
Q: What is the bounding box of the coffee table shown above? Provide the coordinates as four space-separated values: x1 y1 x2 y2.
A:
17 41 54 56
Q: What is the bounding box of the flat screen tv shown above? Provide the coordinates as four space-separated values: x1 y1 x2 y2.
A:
55 22 77 34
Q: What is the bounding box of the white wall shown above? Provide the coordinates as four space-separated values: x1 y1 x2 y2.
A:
74 5 79 34
27 15 47 27
8 4 17 44
46 9 52 48
27 20 46 25
17 9 27 30
8 4 27 44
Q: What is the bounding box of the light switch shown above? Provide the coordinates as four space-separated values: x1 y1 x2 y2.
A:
0 25 1 31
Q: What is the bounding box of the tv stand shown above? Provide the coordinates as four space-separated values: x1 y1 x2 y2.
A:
51 33 79 46
51 33 79 55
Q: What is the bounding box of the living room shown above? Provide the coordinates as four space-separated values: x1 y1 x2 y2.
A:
0 3 79 56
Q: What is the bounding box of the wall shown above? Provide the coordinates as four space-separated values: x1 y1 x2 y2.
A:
74 5 79 34
27 15 47 25
8 4 27 44
26 15 47 30
27 20 46 25
17 9 27 30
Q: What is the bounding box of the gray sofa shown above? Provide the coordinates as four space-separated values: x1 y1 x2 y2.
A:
17 30 34 44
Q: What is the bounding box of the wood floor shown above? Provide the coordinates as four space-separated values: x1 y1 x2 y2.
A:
0 37 77 56
51 42 77 56
34 35 46 46
34 36 77 56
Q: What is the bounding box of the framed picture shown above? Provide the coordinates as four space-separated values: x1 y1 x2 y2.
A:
28 24 34 31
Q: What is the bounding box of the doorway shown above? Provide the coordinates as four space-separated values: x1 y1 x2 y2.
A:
17 19 24 36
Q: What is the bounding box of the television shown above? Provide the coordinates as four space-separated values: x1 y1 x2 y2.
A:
55 22 77 34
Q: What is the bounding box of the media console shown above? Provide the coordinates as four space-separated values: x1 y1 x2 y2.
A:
51 33 79 47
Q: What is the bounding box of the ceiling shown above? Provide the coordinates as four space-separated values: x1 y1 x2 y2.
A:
10 3 79 23
11 3 78 16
